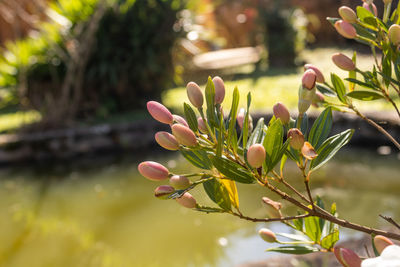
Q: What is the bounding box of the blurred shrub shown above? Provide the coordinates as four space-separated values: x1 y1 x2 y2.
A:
0 0 185 125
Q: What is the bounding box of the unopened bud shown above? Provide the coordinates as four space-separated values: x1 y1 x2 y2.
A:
138 161 169 181
147 101 174 124
338 6 357 23
334 20 357 39
154 185 175 199
186 82 203 108
363 2 378 16
334 247 362 267
273 103 290 124
176 192 197 208
374 235 394 254
212 76 226 104
312 91 325 107
155 131 179 151
288 128 305 150
301 142 318 160
169 175 191 189
197 117 207 133
332 53 356 71
237 108 253 130
302 69 317 90
262 197 282 218
388 24 400 45
298 83 316 115
304 64 325 83
173 114 189 128
171 124 198 147
259 228 277 243
247 144 266 168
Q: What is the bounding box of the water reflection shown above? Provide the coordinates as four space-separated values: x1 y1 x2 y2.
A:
0 148 397 266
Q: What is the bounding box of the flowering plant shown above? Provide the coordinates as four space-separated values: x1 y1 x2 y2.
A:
139 0 400 266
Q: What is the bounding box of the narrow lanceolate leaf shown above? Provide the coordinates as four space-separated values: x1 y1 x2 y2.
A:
247 118 265 149
382 52 392 88
210 156 255 184
331 73 348 104
344 78 375 89
276 233 311 242
305 216 322 242
266 246 319 255
184 103 198 132
228 87 240 151
181 149 213 170
310 129 354 171
262 119 284 173
220 179 239 210
349 51 357 92
321 230 339 250
295 113 308 137
346 90 384 101
216 113 224 157
316 84 337 97
203 178 231 211
308 107 332 150
205 77 217 128
242 92 252 148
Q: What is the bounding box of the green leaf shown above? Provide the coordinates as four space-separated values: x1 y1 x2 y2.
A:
382 52 392 87
349 51 357 91
310 129 354 171
210 156 255 184
344 78 375 89
280 154 287 176
276 233 311 242
184 103 198 132
308 107 332 150
181 149 213 170
293 216 304 231
266 246 319 255
242 92 252 148
205 77 217 128
353 23 376 42
371 234 380 256
316 84 337 97
203 178 231 211
216 113 224 157
331 73 348 104
262 119 284 173
321 230 339 250
247 118 265 149
356 6 375 21
305 216 322 242
228 87 240 150
346 90 384 101
196 206 225 213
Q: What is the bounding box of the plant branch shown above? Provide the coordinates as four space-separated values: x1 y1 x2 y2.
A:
230 212 311 223
379 214 400 230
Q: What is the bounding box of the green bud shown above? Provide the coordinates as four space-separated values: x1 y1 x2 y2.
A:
258 228 277 243
388 24 400 45
169 175 191 189
247 144 266 168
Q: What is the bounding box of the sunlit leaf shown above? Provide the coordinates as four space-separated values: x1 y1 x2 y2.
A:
331 73 348 104
266 246 319 254
308 107 332 150
263 119 284 173
305 216 322 242
210 156 255 184
203 178 231 211
181 149 213 170
220 179 239 210
321 230 339 250
346 90 384 101
184 103 198 132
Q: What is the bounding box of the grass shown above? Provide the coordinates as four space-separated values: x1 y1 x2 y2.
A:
163 47 396 114
0 110 41 133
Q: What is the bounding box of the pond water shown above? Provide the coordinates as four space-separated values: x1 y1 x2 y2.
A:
0 148 398 267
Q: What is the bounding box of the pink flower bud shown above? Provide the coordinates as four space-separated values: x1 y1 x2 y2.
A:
273 102 290 124
171 124 198 147
155 131 180 151
363 2 378 16
287 128 305 150
302 69 317 90
176 192 197 208
334 20 357 39
304 64 325 83
169 175 191 189
262 197 282 218
154 185 175 199
197 117 207 133
332 53 356 71
237 108 252 129
173 114 189 128
247 144 266 168
334 247 362 267
212 76 226 104
259 228 277 243
338 6 357 23
374 235 394 254
388 24 400 45
147 101 173 124
301 142 318 160
186 82 203 108
312 91 325 107
138 161 169 181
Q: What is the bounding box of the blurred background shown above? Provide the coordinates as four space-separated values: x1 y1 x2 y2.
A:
0 0 398 266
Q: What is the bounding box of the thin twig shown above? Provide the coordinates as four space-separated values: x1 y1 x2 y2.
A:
230 212 311 223
379 214 400 230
